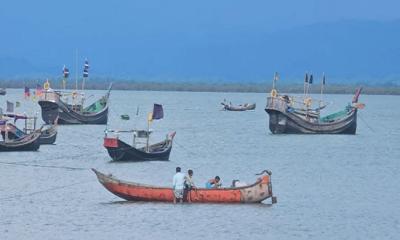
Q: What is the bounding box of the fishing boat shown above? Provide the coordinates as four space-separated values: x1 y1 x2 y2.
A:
1 114 58 145
265 73 364 134
38 84 112 124
38 61 112 125
0 119 41 151
38 124 58 145
0 88 6 96
221 100 256 111
92 169 277 204
103 104 175 161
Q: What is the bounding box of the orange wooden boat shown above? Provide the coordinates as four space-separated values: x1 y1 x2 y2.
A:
92 169 277 204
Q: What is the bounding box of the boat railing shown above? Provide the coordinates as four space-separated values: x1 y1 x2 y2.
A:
266 97 288 112
40 91 60 102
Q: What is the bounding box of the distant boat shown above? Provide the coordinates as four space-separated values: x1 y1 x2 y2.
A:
221 101 256 111
103 104 175 161
0 88 6 95
92 168 277 204
265 73 364 134
38 84 112 125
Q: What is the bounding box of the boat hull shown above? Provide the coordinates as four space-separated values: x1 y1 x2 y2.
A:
222 103 256 111
92 169 274 203
0 132 41 151
39 97 109 125
104 138 172 161
39 130 57 145
265 97 357 134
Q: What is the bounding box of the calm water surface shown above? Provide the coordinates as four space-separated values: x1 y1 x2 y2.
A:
1 89 399 240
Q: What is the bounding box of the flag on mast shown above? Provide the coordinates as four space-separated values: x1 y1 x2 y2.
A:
24 87 30 98
309 74 313 84
148 104 164 122
83 59 89 78
63 65 70 78
36 84 43 96
152 104 164 120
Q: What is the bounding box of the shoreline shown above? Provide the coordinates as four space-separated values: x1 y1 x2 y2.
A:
1 80 399 95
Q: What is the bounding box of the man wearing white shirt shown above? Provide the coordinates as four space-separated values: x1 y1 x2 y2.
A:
172 167 185 204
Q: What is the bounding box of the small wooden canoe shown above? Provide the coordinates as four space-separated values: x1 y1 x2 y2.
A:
92 169 277 204
0 131 41 151
221 102 256 111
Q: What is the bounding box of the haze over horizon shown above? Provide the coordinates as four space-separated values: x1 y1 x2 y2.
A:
1 0 399 85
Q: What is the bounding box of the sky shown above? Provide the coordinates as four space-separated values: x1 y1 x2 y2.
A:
0 0 399 82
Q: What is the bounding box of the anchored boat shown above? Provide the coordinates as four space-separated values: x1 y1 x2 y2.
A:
221 100 256 111
38 84 112 125
92 169 277 204
0 113 58 145
38 61 112 125
104 104 175 161
265 73 364 134
0 118 41 151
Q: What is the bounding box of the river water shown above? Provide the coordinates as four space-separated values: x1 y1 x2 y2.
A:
0 89 399 240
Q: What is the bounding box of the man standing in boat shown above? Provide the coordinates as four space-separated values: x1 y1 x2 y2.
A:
172 167 185 204
184 169 196 203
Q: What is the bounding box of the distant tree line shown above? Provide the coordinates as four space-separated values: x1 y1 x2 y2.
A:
1 78 399 95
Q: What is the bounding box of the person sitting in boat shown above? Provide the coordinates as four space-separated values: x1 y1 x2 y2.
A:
172 167 185 204
205 176 221 189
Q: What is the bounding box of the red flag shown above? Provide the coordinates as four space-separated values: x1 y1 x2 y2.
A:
24 87 30 98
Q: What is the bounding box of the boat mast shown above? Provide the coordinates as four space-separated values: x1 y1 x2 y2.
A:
303 72 308 97
132 106 140 148
75 49 78 92
272 72 278 90
62 65 66 90
319 73 325 108
146 116 150 153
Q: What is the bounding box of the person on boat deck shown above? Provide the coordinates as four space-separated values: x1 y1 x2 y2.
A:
205 176 221 189
184 169 196 203
172 167 186 204
185 169 196 190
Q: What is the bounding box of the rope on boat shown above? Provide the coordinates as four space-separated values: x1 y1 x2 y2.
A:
358 112 375 132
0 161 88 171
0 180 94 201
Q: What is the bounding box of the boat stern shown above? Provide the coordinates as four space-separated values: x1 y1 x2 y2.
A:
104 137 119 148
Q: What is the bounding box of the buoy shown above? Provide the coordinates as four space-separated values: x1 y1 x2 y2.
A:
120 114 130 120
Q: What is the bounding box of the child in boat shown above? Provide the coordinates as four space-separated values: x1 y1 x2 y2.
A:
205 176 221 189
